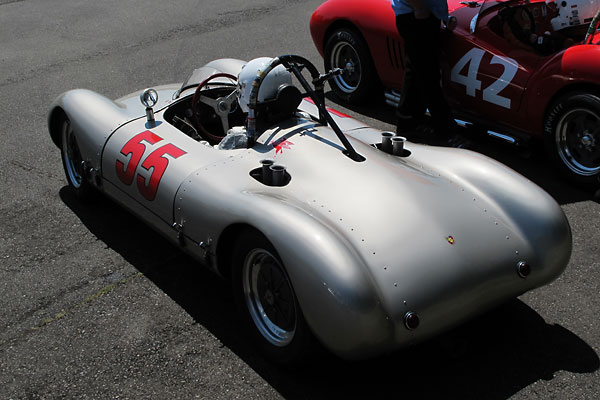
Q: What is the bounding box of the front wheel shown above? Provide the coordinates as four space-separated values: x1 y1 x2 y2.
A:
544 92 600 188
60 117 95 201
324 28 379 104
232 230 315 365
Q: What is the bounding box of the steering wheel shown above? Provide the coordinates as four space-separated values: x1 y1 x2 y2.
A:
191 73 238 142
585 8 600 44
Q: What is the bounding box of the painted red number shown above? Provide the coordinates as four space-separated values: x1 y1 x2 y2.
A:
115 130 186 201
116 130 162 184
137 143 186 201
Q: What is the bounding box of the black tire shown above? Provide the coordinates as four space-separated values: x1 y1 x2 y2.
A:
60 117 95 201
324 28 379 104
232 230 315 365
544 92 600 189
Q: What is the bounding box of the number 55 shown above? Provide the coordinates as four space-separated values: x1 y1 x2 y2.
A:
116 130 186 201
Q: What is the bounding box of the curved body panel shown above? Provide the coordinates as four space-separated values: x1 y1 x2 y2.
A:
48 85 180 173
526 45 600 131
171 117 570 358
48 57 572 359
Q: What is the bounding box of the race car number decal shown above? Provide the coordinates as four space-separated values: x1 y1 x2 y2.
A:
116 130 186 201
450 48 518 109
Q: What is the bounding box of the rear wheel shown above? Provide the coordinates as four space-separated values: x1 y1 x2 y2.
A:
324 28 379 104
60 118 94 201
232 230 315 365
544 92 600 188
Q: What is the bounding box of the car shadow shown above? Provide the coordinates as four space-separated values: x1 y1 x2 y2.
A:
60 187 599 399
323 92 599 205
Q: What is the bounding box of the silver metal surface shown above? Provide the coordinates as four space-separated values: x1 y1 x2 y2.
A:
392 136 406 156
381 131 393 154
140 88 158 124
243 248 296 347
48 58 573 360
140 88 158 108
61 119 83 189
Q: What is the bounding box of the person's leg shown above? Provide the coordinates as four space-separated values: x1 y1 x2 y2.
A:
395 13 426 132
411 16 456 135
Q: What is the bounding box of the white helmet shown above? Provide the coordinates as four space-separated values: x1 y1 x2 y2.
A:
237 57 292 113
551 0 599 31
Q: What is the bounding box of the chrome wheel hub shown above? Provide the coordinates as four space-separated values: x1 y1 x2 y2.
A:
556 107 600 176
62 120 84 188
344 60 355 74
242 248 296 347
330 41 361 93
580 133 595 151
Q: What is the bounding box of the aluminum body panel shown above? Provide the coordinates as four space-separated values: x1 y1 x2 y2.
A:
114 84 181 115
174 118 571 358
101 116 223 225
49 86 180 174
48 58 572 359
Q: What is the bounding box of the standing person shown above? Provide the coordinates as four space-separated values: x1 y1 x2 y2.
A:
392 0 466 146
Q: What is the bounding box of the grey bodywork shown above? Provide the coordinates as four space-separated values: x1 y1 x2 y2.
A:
48 58 572 360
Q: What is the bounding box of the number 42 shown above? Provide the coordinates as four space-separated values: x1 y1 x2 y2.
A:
450 48 518 109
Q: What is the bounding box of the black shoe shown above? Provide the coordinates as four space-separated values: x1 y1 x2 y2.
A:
395 112 422 135
446 133 474 149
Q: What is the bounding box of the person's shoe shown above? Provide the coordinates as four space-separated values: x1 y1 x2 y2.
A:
395 113 421 135
446 133 475 149
430 121 476 149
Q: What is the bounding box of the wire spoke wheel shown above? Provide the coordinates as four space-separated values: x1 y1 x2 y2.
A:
330 41 362 93
555 107 600 176
324 29 378 103
545 92 600 188
242 248 296 347
61 119 85 189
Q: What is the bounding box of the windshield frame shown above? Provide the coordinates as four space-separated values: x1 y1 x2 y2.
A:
470 0 532 33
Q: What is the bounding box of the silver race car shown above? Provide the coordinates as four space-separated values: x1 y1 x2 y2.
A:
48 55 572 364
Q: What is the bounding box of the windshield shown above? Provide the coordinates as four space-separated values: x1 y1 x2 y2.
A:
175 59 245 99
471 0 530 33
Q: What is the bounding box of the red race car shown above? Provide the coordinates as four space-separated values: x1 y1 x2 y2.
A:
310 0 600 187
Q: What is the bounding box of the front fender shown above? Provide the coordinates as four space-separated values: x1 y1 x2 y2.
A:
48 86 180 177
48 89 133 175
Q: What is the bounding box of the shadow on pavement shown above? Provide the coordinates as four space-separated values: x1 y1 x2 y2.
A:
61 187 599 400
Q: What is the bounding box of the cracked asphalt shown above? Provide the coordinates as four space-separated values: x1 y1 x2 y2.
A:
1 0 598 399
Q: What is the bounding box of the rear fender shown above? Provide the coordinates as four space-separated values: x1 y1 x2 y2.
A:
247 195 393 359
525 45 600 135
175 173 393 359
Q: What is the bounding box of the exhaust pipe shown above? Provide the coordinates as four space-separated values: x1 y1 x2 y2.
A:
381 131 394 154
392 136 406 156
270 164 286 187
260 159 274 185
380 131 408 157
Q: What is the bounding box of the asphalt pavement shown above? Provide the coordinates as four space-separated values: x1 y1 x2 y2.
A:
1 0 598 399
